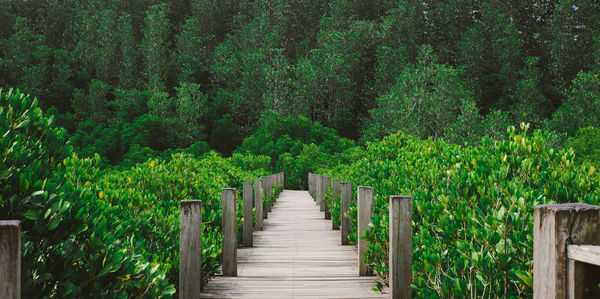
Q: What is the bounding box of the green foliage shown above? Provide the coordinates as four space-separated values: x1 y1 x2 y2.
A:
1 89 272 297
2 0 598 157
142 3 170 96
321 125 600 297
209 114 241 157
566 126 600 166
0 89 172 298
236 116 354 188
549 71 600 136
230 153 271 172
366 45 479 142
77 152 265 288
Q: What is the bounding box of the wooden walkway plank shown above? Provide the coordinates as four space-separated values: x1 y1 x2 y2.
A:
200 190 388 299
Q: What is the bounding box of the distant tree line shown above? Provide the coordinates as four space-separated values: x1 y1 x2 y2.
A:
1 0 598 162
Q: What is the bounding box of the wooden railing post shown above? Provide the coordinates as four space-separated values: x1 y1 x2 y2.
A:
243 182 253 247
534 203 600 299
180 201 202 296
310 173 316 200
308 172 315 199
322 176 331 218
254 179 264 230
267 176 273 210
358 186 374 276
222 188 237 276
281 172 285 189
260 178 268 217
0 220 20 299
390 196 412 299
332 179 340 230
316 174 323 207
271 175 277 202
341 182 352 245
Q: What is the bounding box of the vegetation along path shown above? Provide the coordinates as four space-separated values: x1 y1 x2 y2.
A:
199 190 388 298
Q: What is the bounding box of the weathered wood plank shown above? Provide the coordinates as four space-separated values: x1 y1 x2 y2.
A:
341 182 352 245
358 186 374 276
222 188 237 277
568 245 600 266
331 179 340 230
200 190 387 298
243 182 253 247
0 220 20 299
533 203 600 299
389 195 412 299
316 174 323 208
254 179 264 230
322 176 331 218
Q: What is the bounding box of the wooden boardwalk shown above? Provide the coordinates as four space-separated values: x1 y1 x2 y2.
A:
200 190 389 298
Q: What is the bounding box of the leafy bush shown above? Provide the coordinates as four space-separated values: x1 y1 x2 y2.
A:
236 116 354 188
549 71 600 136
0 89 172 297
566 126 600 166
321 124 600 297
230 153 271 172
77 152 265 288
1 89 270 297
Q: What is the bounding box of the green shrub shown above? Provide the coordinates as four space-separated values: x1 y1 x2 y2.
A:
1 89 268 297
236 116 354 188
566 126 600 166
321 124 600 297
0 89 172 298
73 151 268 289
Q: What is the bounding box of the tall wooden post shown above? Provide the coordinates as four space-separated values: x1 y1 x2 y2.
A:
267 176 273 210
222 188 237 276
341 182 352 245
281 172 285 189
271 175 277 202
243 182 253 247
262 177 271 213
322 176 331 218
533 203 600 299
332 179 340 230
254 179 264 230
389 196 412 299
0 220 20 299
316 174 323 206
358 186 374 276
310 173 316 200
180 201 202 297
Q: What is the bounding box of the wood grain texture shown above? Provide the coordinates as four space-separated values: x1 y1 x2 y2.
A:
222 188 238 277
0 220 20 299
262 178 271 216
568 245 600 266
331 179 340 230
567 246 600 299
389 196 412 299
266 176 273 212
316 174 323 208
200 190 388 298
533 203 600 299
312 173 315 198
180 201 202 297
341 182 352 245
243 182 254 247
358 186 374 276
322 176 331 218
254 179 264 231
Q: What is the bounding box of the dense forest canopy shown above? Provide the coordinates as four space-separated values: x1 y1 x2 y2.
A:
1 0 599 162
2 1 600 297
